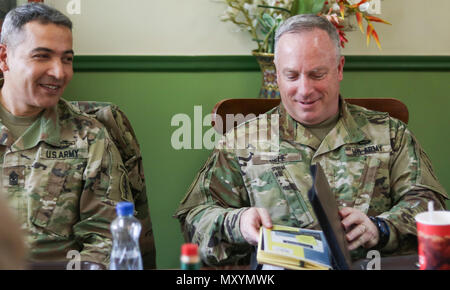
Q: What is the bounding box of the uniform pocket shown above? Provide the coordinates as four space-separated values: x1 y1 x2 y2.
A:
118 164 133 202
271 164 315 227
31 162 71 236
242 152 314 228
353 157 380 214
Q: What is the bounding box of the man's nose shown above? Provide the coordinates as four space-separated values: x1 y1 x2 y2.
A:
47 59 65 80
296 76 314 98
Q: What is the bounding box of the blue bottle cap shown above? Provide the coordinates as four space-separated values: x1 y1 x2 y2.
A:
116 202 134 216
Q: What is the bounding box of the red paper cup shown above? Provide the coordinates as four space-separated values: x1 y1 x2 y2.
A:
415 211 450 270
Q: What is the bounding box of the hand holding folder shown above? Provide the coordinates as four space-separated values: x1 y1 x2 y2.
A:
256 163 353 270
308 163 353 270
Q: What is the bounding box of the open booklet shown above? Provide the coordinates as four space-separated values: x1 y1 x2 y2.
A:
256 163 353 270
257 225 332 270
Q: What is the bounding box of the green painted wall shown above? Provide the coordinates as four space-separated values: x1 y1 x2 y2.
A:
63 66 450 269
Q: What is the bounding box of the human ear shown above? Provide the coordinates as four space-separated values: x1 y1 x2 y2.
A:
337 56 345 81
0 44 9 72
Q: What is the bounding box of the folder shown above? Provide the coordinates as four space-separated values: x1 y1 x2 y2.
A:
307 163 353 270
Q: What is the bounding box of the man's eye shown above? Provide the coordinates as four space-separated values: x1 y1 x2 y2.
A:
286 74 298 80
311 73 326 79
63 56 74 63
33 54 49 59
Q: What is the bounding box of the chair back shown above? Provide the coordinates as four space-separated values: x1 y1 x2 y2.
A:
211 98 409 135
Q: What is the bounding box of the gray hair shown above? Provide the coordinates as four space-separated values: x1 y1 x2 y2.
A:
274 14 341 62
0 3 72 48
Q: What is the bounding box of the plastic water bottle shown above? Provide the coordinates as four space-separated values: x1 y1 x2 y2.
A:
109 202 143 270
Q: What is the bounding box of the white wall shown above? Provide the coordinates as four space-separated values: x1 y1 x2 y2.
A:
43 0 450 56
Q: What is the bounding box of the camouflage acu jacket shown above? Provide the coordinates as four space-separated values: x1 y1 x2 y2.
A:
175 99 448 266
0 99 133 267
69 101 156 269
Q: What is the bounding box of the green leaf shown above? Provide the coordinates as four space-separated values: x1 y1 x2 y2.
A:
257 5 291 14
298 0 307 14
290 0 299 15
257 17 268 30
303 0 314 13
291 0 324 15
311 0 326 14
258 23 270 34
262 13 275 27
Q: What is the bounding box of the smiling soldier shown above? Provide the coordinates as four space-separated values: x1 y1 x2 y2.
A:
175 14 448 266
0 3 134 267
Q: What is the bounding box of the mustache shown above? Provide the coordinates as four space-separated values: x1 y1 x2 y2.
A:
291 96 322 103
38 77 65 86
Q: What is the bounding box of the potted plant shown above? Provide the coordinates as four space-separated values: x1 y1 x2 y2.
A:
218 0 390 98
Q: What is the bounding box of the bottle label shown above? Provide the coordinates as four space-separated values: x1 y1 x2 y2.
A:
181 263 200 270
180 255 200 264
180 255 200 270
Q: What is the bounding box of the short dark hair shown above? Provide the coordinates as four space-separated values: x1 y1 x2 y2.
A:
1 3 72 47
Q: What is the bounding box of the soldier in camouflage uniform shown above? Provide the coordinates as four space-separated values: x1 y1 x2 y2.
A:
0 3 134 267
70 101 157 269
175 15 448 266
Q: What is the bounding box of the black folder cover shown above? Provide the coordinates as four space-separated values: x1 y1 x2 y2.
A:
307 164 353 270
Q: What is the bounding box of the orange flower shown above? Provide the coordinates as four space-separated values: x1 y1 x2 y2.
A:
366 22 374 47
355 11 364 33
366 15 392 25
349 0 370 9
371 26 381 49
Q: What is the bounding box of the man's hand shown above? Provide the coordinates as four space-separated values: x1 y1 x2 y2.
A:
240 207 272 245
339 207 379 251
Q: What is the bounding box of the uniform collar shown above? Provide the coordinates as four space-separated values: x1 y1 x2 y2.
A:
278 96 368 155
1 102 62 152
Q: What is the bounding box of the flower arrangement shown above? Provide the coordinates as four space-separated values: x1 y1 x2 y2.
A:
219 0 391 53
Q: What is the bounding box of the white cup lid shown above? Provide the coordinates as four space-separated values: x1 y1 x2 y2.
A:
415 211 450 225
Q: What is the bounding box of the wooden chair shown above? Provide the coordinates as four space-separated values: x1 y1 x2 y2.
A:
211 98 409 135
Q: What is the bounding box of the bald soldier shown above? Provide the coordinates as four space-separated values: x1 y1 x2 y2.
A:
0 3 136 267
175 14 448 266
